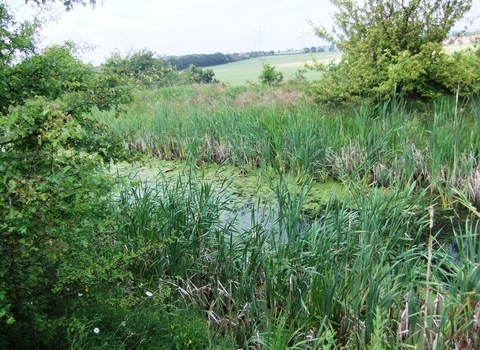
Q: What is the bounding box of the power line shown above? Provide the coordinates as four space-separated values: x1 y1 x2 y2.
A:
254 24 266 61
299 29 308 48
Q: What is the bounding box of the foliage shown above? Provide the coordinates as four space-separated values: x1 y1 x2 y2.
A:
182 64 217 84
434 46 480 96
27 0 98 10
166 51 248 70
3 0 480 348
0 3 37 63
312 0 475 104
0 98 127 348
258 63 283 85
247 50 275 59
103 51 219 87
72 73 480 349
93 84 480 207
0 2 136 347
67 299 218 350
102 49 182 88
94 157 480 349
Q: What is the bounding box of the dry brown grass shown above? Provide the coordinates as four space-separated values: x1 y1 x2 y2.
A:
233 89 304 109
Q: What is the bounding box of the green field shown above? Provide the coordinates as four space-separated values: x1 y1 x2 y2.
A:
207 44 475 86
206 51 342 85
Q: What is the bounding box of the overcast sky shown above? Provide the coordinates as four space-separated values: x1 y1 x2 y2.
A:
8 0 480 65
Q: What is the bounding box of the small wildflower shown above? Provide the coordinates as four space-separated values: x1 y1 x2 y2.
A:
77 293 83 297
85 287 89 293
170 325 175 330
186 339 192 347
145 291 153 297
93 327 100 335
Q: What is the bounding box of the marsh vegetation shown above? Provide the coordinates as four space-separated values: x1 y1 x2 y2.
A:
92 83 480 349
1 0 480 349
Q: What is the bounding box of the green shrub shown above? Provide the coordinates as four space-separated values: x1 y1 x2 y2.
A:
182 64 217 84
0 4 134 347
311 0 475 104
102 49 182 88
259 63 284 85
0 97 128 348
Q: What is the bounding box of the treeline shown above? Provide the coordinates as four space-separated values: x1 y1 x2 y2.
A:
448 29 480 37
303 44 336 53
166 52 248 70
166 50 277 70
245 50 276 59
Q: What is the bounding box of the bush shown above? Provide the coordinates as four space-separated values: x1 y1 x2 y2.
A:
102 49 182 88
0 97 131 348
312 0 475 104
0 4 135 346
182 64 217 84
259 63 284 85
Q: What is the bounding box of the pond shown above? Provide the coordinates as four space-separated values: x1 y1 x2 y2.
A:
109 159 345 232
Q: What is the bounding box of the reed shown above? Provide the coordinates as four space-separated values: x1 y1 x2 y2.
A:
108 162 479 348
92 85 480 348
94 85 479 206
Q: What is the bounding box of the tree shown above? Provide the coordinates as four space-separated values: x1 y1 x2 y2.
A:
310 46 317 53
27 0 98 10
316 0 472 55
0 2 135 347
303 47 311 53
182 64 217 84
312 0 475 104
258 63 283 85
103 49 181 88
166 52 246 70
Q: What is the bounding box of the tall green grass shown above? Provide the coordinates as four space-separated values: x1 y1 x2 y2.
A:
94 85 480 207
111 165 480 349
89 84 480 348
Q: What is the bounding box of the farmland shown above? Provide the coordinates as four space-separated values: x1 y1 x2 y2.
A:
206 51 342 85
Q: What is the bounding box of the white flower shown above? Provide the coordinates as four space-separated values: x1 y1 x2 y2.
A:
121 322 126 327
145 291 153 297
78 293 83 297
93 327 100 335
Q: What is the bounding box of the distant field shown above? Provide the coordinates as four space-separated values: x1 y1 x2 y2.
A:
443 43 475 53
206 51 342 85
208 43 477 85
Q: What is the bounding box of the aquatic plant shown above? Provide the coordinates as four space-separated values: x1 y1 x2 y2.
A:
94 85 480 207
